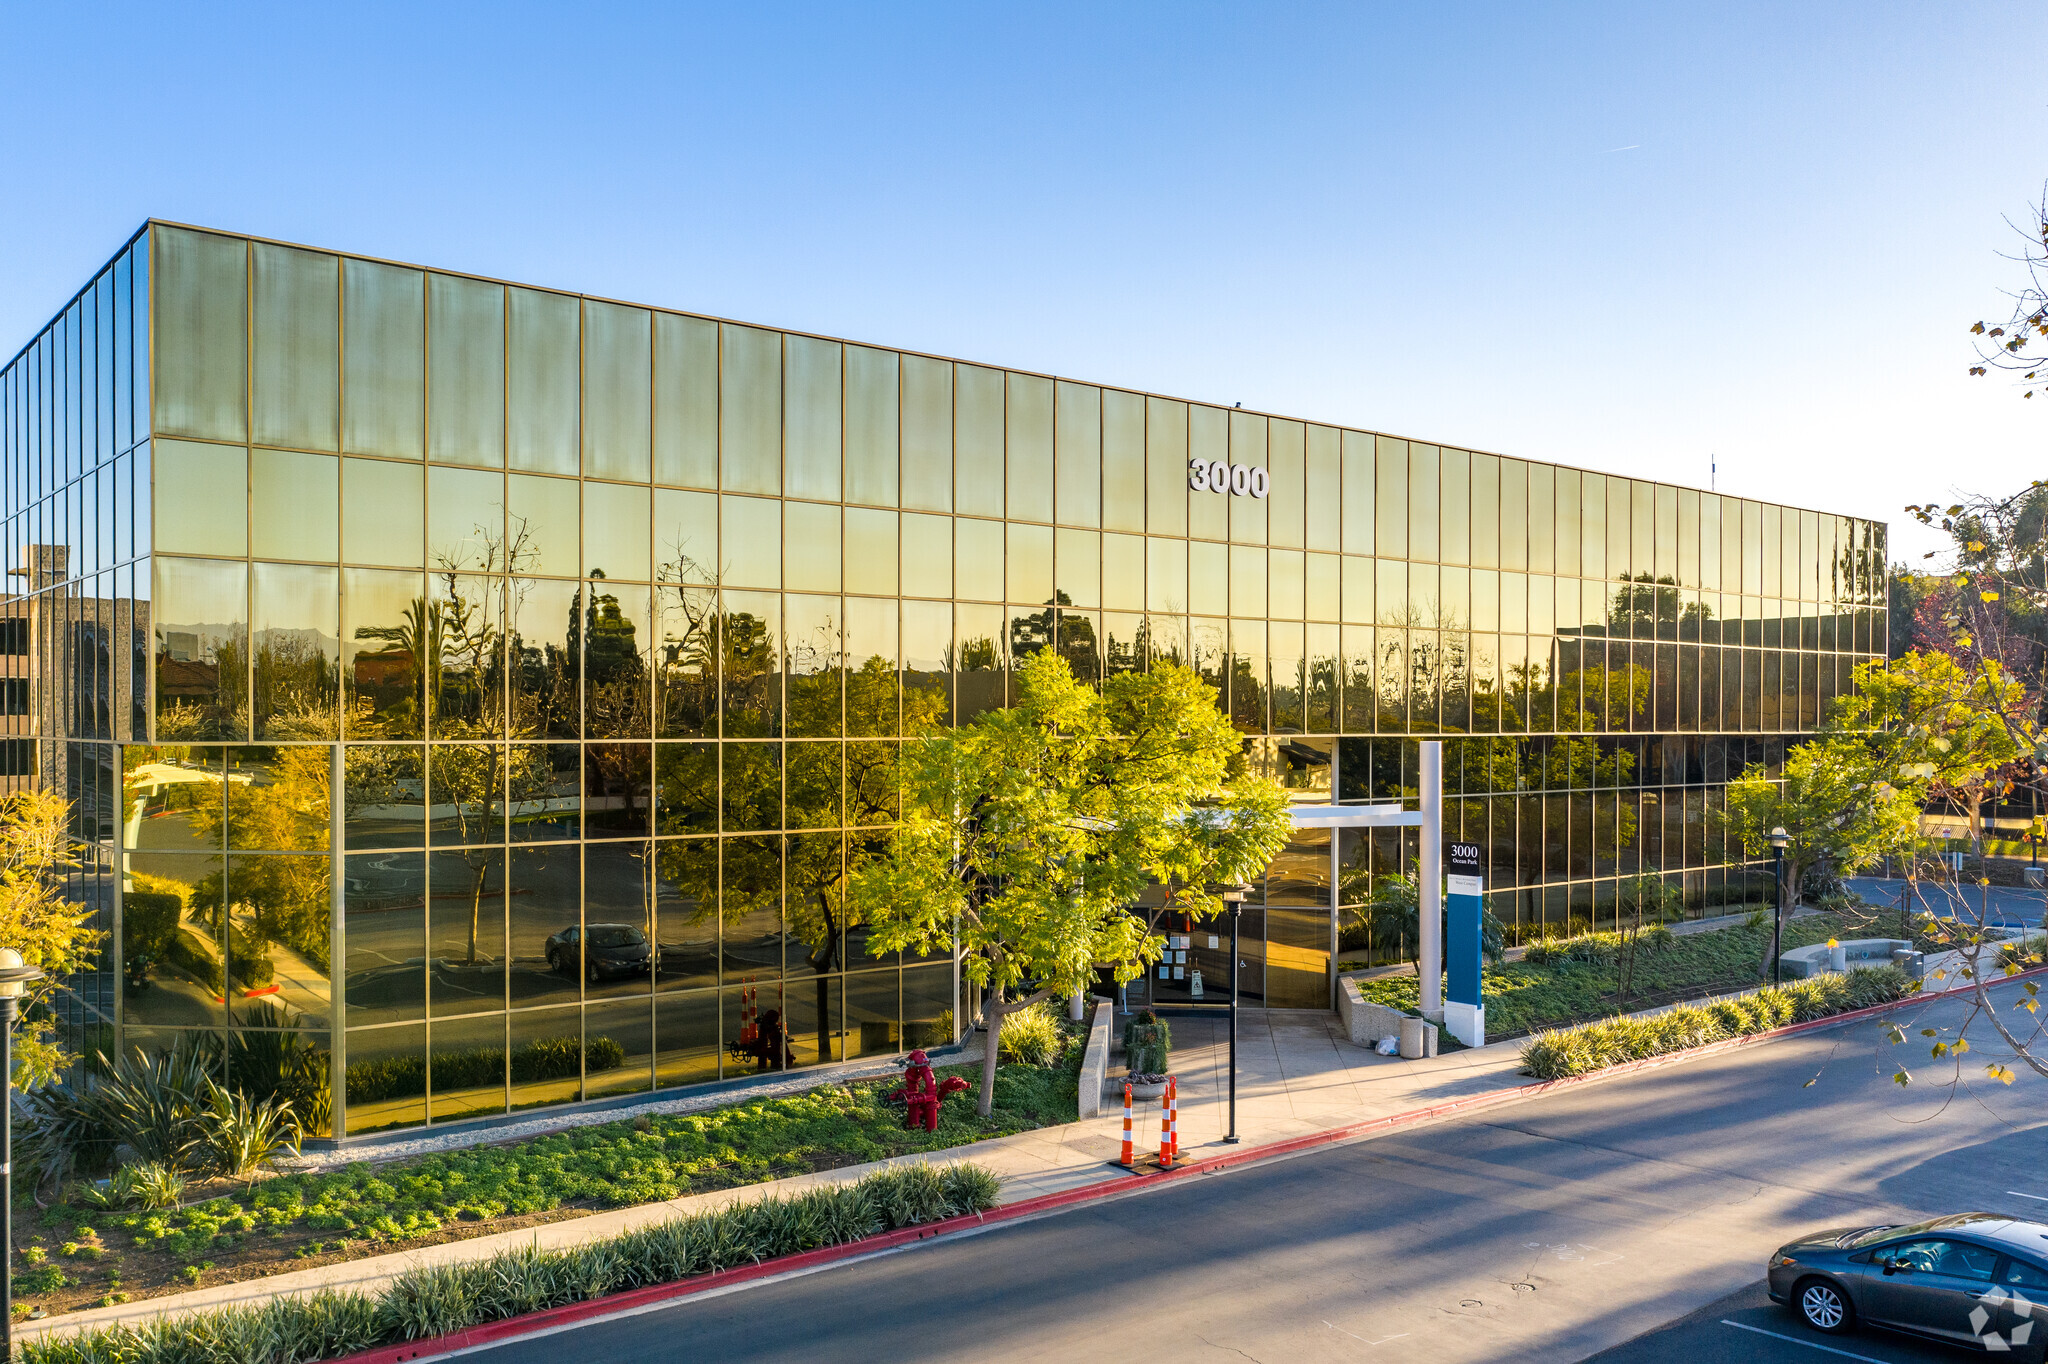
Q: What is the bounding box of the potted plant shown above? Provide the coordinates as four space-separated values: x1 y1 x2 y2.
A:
1123 1009 1171 1098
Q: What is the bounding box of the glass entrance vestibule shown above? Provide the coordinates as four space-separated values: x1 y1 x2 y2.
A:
1122 800 1429 1013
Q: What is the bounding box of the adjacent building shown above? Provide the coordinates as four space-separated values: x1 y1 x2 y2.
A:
0 221 1888 1138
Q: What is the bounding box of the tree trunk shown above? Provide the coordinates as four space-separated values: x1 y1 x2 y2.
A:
468 860 488 965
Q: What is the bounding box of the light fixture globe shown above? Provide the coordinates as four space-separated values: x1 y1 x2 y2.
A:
0 947 42 1000
1768 826 1789 850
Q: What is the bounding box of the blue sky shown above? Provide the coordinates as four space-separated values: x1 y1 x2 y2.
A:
4 2 2042 566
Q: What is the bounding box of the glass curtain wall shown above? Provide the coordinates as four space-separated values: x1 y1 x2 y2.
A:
0 220 1888 1131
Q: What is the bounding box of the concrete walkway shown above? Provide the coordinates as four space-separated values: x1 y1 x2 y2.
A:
19 1009 1534 1346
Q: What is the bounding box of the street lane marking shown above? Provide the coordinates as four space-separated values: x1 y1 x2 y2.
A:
2008 1190 2048 1202
1718 1320 1896 1362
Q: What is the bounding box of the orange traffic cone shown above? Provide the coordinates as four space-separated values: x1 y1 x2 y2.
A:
1121 1082 1134 1167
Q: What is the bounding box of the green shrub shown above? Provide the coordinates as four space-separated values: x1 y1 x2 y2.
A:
1520 965 1912 1080
121 890 183 965
19 1162 1003 1364
996 1003 1065 1068
1123 1010 1171 1076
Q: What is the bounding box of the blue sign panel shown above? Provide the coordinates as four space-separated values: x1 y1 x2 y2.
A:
1445 841 1484 1011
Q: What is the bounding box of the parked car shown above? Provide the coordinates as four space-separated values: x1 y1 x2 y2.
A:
1769 1212 2048 1358
545 923 654 981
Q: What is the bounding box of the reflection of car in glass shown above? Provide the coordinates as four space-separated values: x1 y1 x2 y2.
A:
545 924 653 981
1768 1213 2048 1358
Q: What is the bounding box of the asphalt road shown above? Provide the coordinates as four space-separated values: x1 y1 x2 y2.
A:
1587 1283 1972 1364
469 980 2048 1364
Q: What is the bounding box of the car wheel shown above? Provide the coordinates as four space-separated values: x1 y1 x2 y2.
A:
546 950 559 974
1794 1278 1853 1335
586 957 600 985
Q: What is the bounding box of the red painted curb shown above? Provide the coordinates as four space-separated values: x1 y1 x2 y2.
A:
317 964 2048 1363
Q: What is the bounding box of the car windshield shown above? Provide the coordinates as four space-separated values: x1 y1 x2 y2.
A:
1842 1214 2007 1249
587 926 647 948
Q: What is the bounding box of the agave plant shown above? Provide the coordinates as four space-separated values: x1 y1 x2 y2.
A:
198 1082 302 1179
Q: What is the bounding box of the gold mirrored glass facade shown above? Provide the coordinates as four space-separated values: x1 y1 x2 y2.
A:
0 222 1887 1137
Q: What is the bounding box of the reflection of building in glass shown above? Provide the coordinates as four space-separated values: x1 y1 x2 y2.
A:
0 222 1888 1139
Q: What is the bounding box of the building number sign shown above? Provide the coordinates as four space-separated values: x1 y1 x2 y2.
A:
1187 459 1270 498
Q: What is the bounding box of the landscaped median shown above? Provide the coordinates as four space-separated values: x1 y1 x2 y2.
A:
1518 964 1916 1079
18 1161 1001 1364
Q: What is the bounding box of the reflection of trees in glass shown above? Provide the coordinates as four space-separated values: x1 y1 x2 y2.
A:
1607 574 1713 639
253 634 338 740
156 632 248 741
428 742 545 963
720 611 777 737
948 635 1000 671
183 748 330 975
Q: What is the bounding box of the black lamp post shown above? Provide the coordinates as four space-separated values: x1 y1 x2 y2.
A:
1220 886 1248 1145
0 947 43 1355
1769 826 1789 986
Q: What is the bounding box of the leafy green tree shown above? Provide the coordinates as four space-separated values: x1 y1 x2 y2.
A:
1827 651 2025 852
849 653 1291 1115
0 790 104 1086
1722 736 1922 976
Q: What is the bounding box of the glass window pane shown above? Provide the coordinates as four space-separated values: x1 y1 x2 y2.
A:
1440 448 1470 565
783 500 842 594
1055 527 1100 608
784 335 842 502
154 556 247 739
1529 463 1555 574
428 849 506 1016
1228 412 1266 546
902 513 951 598
343 568 426 737
954 364 1004 518
508 579 581 739
900 355 952 513
654 313 718 489
845 508 898 597
1007 522 1052 605
508 846 581 1011
1229 546 1267 618
1101 389 1143 533
1471 453 1499 570
427 274 505 468
427 465 506 573
720 325 781 495
1188 406 1228 541
153 227 246 443
1006 373 1052 523
1269 549 1304 620
956 518 1004 601
1054 381 1100 527
1267 419 1305 549
721 495 781 589
507 288 579 476
1188 540 1227 617
252 562 339 738
1146 397 1189 538
343 259 425 460
505 473 577 576
343 458 425 568
252 449 337 562
1102 532 1142 611
721 591 781 737
582 300 652 482
154 439 246 557
846 597 899 736
1305 425 1339 552
584 480 651 582
252 243 339 453
1341 431 1375 556
845 345 898 508
1408 445 1439 562
903 600 953 724
1145 536 1185 615
1374 437 1407 559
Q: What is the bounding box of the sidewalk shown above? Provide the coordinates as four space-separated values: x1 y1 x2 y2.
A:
18 1009 1534 1346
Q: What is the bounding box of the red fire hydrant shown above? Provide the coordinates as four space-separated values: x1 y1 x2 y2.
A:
886 1049 970 1132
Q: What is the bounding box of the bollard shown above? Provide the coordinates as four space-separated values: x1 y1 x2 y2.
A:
1158 1079 1174 1170
1121 1082 1134 1167
1167 1075 1179 1163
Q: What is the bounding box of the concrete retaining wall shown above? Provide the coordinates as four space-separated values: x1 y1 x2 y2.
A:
1077 999 1113 1117
1338 977 1413 1047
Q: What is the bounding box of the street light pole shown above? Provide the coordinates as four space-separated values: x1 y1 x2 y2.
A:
1769 826 1789 987
0 947 44 1357
1221 886 1247 1145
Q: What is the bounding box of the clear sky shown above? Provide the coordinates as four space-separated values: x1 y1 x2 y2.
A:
4 2 2042 567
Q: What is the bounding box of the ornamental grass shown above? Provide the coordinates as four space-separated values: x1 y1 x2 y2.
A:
1518 965 1914 1081
19 1162 1002 1364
